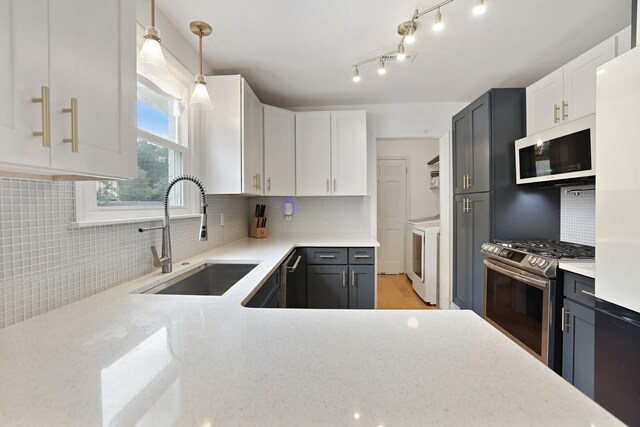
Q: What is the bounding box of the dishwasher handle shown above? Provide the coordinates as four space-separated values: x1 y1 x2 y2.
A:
287 255 302 273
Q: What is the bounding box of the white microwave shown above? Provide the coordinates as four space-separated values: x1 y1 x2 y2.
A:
515 115 596 185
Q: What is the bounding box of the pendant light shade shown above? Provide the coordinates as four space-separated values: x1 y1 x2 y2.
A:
191 74 213 110
189 21 213 111
137 1 169 82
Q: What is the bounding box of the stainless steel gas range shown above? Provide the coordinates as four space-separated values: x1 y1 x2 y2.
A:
481 240 595 372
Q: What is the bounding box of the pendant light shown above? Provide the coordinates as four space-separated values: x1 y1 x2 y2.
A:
138 0 169 81
189 21 213 111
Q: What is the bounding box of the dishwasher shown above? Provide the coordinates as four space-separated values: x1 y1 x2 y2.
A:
280 249 306 308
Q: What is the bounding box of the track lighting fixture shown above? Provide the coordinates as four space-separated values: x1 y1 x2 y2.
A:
397 43 406 62
138 0 169 81
433 8 444 32
351 0 490 83
352 67 361 82
189 21 213 110
473 0 486 16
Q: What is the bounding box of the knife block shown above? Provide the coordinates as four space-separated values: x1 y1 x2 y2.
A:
249 217 268 239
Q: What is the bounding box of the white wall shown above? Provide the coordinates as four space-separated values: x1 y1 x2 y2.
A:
293 102 467 309
377 138 440 220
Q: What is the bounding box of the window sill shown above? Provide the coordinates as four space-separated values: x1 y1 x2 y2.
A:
69 214 202 229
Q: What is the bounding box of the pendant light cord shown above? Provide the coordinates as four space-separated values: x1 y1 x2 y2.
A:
150 0 155 27
199 31 203 75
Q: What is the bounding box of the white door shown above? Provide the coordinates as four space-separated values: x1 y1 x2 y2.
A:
0 0 50 171
331 111 367 196
377 159 407 274
49 0 136 179
295 112 331 196
264 105 295 196
242 80 263 196
526 68 564 135
563 36 615 124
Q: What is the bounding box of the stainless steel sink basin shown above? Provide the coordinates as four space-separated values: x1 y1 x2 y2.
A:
137 263 258 296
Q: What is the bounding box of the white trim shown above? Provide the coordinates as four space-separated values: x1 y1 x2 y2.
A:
69 214 201 229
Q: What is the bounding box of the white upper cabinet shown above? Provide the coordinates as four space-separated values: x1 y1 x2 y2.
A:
296 112 332 196
0 0 51 171
263 105 295 196
203 75 263 195
526 68 564 135
0 0 136 180
295 110 367 197
331 111 367 196
562 37 615 124
526 28 629 136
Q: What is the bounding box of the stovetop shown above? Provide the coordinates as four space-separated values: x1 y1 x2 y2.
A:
494 240 595 260
481 240 595 279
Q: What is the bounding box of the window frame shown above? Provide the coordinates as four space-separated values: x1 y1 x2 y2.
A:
74 25 201 226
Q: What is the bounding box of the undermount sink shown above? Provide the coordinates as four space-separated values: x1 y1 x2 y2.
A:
137 263 258 296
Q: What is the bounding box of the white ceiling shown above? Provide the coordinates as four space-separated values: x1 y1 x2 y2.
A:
157 0 631 107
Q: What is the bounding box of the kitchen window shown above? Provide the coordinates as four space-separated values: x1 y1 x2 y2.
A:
74 27 199 225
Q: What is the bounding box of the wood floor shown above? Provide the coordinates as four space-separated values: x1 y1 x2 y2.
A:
377 274 439 310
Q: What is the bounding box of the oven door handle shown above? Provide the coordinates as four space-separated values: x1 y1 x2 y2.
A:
483 259 549 290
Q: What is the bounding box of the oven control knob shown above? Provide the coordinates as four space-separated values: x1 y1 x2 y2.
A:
537 259 548 267
529 256 538 265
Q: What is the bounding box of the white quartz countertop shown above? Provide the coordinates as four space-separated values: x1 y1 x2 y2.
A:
559 260 596 279
0 238 619 426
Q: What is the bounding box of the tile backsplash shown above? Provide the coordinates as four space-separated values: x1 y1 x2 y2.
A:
248 196 371 238
0 178 249 329
560 185 595 246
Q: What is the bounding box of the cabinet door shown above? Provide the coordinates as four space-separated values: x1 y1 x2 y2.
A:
331 111 367 196
0 0 51 172
453 195 472 309
203 75 242 194
242 80 263 196
469 94 491 193
349 265 375 309
295 112 331 196
49 0 136 179
469 192 491 316
263 105 295 196
526 68 564 135
307 265 348 309
563 37 615 124
614 26 632 56
452 108 470 195
562 299 595 399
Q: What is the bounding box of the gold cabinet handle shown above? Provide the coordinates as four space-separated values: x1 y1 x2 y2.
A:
31 86 50 147
267 177 271 193
333 178 336 192
462 175 466 190
467 174 472 189
326 178 330 193
561 307 566 331
257 173 261 190
562 101 568 120
62 98 78 153
553 104 560 124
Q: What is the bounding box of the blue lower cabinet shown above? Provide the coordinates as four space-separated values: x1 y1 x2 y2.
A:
349 265 375 309
562 298 595 399
247 270 280 308
307 265 349 309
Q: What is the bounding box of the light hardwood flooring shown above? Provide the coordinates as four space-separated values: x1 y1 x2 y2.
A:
377 274 439 310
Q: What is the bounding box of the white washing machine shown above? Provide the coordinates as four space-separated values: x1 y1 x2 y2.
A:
406 217 440 305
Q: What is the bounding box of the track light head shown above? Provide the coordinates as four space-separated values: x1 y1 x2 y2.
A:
473 0 486 16
433 8 444 32
397 43 406 62
352 67 361 82
377 58 386 75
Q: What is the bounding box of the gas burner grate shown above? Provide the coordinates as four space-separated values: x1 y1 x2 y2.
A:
494 240 595 260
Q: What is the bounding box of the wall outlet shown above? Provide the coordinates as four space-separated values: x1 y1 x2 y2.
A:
220 213 225 226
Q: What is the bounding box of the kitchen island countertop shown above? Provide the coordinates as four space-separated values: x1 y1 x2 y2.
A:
0 237 620 426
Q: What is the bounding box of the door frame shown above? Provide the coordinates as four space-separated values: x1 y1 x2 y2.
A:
376 156 409 274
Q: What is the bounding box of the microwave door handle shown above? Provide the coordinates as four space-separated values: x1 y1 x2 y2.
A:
483 259 549 290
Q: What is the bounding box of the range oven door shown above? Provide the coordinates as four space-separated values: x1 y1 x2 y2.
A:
483 258 551 364
410 228 425 283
